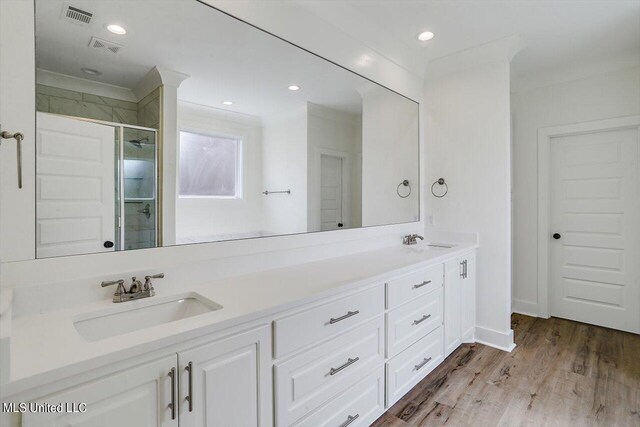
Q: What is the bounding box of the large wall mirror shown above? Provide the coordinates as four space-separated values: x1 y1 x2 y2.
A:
34 0 419 258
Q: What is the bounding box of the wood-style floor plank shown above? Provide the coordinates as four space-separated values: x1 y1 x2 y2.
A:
372 314 640 427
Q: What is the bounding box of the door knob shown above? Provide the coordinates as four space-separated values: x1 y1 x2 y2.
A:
104 241 114 248
552 233 561 240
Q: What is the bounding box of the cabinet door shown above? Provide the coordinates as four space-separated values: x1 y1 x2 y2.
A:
178 325 272 427
444 258 462 357
460 252 477 341
23 355 178 427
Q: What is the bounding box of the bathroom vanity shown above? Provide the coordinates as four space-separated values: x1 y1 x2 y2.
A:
0 242 477 427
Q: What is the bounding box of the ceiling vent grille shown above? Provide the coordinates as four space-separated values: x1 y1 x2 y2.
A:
88 36 123 54
63 5 93 25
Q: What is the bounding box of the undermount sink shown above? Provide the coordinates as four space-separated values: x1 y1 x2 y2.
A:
73 292 223 341
404 242 456 253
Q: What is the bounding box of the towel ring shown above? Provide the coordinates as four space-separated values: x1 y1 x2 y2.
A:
431 178 448 198
397 180 411 198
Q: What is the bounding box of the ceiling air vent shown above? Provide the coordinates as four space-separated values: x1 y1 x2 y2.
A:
88 36 123 54
63 5 93 25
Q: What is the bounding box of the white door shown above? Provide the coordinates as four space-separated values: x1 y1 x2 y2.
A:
23 355 178 427
320 154 343 231
550 127 640 333
36 113 116 258
178 326 272 427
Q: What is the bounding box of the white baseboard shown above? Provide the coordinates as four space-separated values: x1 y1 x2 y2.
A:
512 299 539 317
475 326 516 352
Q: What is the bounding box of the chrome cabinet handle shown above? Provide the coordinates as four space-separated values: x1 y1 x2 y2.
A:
185 361 193 412
339 414 360 427
414 357 432 371
0 130 23 189
460 261 465 278
412 314 432 325
329 310 359 324
464 260 468 278
412 280 431 289
329 357 360 376
168 368 176 420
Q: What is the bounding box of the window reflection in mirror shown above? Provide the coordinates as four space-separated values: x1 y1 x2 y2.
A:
34 0 419 258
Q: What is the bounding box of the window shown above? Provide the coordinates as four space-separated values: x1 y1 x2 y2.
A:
178 131 242 198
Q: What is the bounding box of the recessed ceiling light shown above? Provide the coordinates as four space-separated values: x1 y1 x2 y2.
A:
81 67 101 76
223 101 233 105
417 31 435 41
107 24 127 35
288 85 300 91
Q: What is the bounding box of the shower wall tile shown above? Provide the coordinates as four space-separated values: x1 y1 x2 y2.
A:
113 107 138 125
36 94 50 112
82 93 138 111
49 97 113 121
36 84 82 101
137 87 161 129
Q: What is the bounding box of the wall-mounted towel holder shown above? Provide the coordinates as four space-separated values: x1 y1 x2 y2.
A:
1 129 24 189
431 178 448 198
262 189 291 195
397 180 411 198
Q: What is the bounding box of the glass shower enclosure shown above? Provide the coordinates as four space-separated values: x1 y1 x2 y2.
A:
118 126 158 250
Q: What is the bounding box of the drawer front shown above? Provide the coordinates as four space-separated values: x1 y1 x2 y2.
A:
386 287 443 357
292 366 385 427
386 326 444 407
275 317 385 427
386 264 444 309
274 285 384 358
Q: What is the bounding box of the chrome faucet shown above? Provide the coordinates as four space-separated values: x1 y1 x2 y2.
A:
101 273 164 303
403 234 424 245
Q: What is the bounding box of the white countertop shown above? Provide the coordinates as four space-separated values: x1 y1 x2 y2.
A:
3 241 477 398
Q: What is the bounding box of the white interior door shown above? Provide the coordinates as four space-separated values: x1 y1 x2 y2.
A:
550 126 640 333
36 113 116 258
320 154 343 231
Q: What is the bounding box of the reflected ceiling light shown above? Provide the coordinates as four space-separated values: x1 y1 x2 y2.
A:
81 67 101 76
107 24 127 35
288 85 300 91
417 31 435 41
223 101 233 105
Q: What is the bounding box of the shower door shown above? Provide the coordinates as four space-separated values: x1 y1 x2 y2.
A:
121 127 158 250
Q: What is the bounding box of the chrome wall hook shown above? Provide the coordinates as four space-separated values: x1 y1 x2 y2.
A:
1 130 24 189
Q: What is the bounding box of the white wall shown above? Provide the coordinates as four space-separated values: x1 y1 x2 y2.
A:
361 86 420 226
176 102 265 242
511 65 640 315
307 103 362 232
262 109 308 235
425 59 514 350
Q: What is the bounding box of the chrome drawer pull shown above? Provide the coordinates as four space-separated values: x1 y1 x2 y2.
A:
414 357 432 371
329 357 360 375
329 310 360 324
412 280 431 289
412 314 432 325
339 414 360 427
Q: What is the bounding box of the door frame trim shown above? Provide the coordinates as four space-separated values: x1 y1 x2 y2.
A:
536 115 640 318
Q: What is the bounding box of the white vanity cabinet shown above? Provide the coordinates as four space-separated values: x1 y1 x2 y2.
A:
22 325 272 427
444 251 476 357
178 325 272 427
22 355 178 427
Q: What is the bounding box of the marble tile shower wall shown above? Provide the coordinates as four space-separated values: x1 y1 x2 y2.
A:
36 84 139 124
35 85 161 129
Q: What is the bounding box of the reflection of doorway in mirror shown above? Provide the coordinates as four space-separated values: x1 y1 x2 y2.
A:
320 154 344 231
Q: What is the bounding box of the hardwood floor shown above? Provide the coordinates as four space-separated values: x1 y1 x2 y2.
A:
372 314 640 427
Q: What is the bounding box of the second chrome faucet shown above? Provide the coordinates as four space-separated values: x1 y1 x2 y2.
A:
101 273 164 303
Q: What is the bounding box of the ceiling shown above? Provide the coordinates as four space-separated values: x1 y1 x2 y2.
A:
35 0 388 118
298 0 640 83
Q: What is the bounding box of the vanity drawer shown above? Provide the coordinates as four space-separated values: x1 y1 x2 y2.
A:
292 366 385 427
274 285 384 358
386 287 443 357
386 326 443 407
274 316 385 427
386 264 443 309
